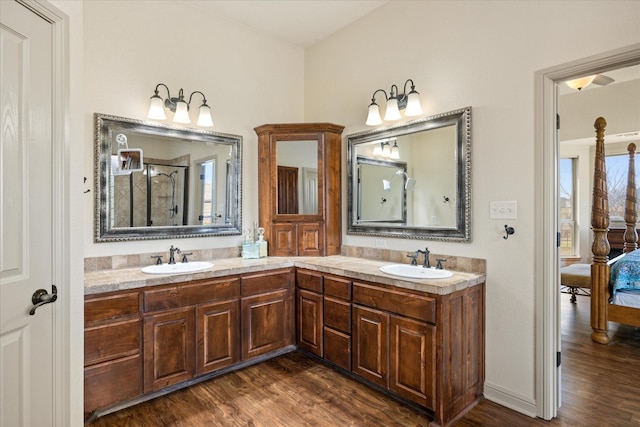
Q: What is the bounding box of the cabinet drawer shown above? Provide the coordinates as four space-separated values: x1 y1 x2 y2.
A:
143 278 240 312
353 282 436 323
324 276 351 300
296 269 323 293
85 318 140 366
85 291 140 325
324 296 350 334
84 354 142 416
241 269 291 296
324 327 350 371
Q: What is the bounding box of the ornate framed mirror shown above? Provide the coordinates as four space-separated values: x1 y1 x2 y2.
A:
346 107 471 242
94 113 242 242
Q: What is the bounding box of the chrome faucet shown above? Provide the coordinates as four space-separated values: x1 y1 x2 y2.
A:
168 245 181 264
417 247 430 268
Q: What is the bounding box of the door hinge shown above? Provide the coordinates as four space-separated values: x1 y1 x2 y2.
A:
556 113 560 130
557 351 561 367
557 232 561 248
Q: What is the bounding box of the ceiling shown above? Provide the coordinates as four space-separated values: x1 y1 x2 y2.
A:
179 0 389 48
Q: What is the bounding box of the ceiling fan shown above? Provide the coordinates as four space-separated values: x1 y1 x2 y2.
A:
565 74 615 90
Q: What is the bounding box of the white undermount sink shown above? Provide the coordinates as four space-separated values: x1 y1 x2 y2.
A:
379 264 453 279
141 261 213 275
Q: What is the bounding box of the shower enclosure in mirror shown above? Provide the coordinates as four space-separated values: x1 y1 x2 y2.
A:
347 107 471 242
95 113 242 242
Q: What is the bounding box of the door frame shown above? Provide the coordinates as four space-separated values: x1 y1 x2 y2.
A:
535 42 640 419
16 1 72 425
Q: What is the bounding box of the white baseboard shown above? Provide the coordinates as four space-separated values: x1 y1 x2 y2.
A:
483 382 537 418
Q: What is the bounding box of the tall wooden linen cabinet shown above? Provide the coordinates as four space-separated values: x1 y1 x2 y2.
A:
255 123 344 256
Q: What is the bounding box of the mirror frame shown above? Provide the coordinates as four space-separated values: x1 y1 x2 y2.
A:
346 106 471 242
94 113 243 242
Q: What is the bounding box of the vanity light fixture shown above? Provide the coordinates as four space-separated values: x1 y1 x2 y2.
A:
366 78 423 126
371 138 399 159
147 83 214 127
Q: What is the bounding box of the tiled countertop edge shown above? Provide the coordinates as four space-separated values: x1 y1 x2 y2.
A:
85 256 485 296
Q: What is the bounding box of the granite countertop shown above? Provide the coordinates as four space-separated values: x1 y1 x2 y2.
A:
84 255 485 296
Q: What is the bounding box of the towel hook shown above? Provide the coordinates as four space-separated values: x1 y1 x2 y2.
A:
503 224 515 240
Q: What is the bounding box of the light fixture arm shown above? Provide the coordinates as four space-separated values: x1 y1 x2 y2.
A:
186 90 208 106
369 88 388 105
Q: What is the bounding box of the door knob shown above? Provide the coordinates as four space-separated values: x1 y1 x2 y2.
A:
29 285 58 315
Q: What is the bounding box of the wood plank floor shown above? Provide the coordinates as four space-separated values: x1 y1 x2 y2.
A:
87 295 640 426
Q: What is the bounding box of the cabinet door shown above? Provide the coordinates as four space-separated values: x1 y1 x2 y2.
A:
352 304 388 388
143 307 195 392
298 222 323 256
84 355 142 417
390 315 435 409
296 289 323 356
242 289 292 360
196 299 240 376
272 223 296 256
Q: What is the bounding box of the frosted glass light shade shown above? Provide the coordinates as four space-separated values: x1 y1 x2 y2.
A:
384 98 401 121
173 101 191 124
147 96 167 120
366 103 382 126
405 92 423 116
390 142 400 159
372 143 382 156
565 75 595 90
197 104 214 127
381 143 391 158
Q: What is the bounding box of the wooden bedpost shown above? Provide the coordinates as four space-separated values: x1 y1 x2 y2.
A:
591 117 610 344
624 143 638 253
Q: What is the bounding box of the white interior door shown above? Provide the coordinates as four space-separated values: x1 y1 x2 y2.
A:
1 2 55 426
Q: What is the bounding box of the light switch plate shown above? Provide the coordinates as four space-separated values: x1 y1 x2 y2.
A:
490 200 517 219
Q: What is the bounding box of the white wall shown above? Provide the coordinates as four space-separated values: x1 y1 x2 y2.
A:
304 0 640 415
82 0 305 257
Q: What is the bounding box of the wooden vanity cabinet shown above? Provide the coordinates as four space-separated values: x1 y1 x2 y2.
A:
84 291 142 417
241 268 294 360
296 270 324 356
141 276 241 392
352 282 438 410
255 123 344 256
322 275 352 371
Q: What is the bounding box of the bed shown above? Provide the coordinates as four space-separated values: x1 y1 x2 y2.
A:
591 116 640 344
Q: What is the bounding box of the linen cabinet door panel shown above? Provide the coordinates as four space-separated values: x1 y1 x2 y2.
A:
298 222 323 256
143 307 195 392
242 289 292 360
272 223 296 256
297 288 323 356
352 305 388 388
196 299 240 376
323 327 351 371
84 355 142 416
390 315 435 409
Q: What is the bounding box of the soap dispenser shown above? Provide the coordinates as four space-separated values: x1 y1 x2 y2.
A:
257 227 268 258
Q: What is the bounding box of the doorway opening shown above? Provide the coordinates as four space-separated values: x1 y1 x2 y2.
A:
535 43 640 419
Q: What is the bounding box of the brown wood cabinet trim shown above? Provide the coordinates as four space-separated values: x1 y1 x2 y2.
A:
324 275 351 300
353 282 436 323
196 299 240 376
85 291 140 326
84 318 141 366
241 268 292 296
143 277 240 313
296 269 323 293
323 296 351 334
